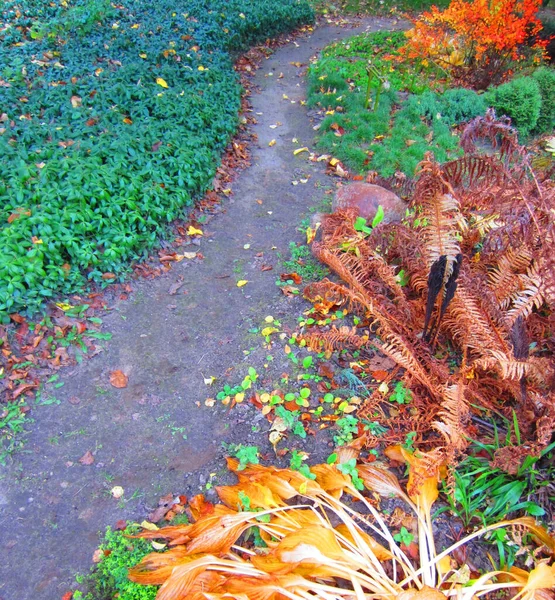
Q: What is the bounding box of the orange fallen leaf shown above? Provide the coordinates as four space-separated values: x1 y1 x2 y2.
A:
79 450 95 466
110 370 128 388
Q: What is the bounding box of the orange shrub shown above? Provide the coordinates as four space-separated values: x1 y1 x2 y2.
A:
399 0 547 88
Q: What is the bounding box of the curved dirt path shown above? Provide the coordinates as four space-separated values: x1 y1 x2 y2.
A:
0 16 400 599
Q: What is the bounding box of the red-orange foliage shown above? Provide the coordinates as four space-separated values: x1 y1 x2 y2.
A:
399 0 547 88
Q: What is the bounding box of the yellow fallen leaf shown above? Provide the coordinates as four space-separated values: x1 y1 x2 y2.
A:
284 345 291 354
329 157 340 167
186 225 203 236
268 139 276 147
269 430 283 450
70 95 82 108
235 392 245 403
203 376 216 386
239 12 246 18
243 243 251 249
237 280 248 287
271 417 288 433
264 315 274 323
282 94 289 99
198 65 206 71
262 405 272 416
205 398 216 407
261 327 279 337
140 520 159 531
293 147 309 156
260 393 271 403
378 382 389 394
156 77 169 88
151 541 167 550
139 53 147 59
306 224 319 244
183 252 197 259
55 302 73 311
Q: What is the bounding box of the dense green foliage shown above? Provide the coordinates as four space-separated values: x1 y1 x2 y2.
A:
77 526 157 600
308 32 487 177
486 76 542 136
309 29 552 179
532 67 555 133
0 0 314 318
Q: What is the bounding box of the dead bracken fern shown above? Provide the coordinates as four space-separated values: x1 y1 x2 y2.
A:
127 455 555 599
299 119 554 463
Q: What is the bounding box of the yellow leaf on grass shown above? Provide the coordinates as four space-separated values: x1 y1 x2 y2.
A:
293 147 309 156
139 53 147 59
156 77 169 88
197 65 206 71
70 95 82 108
236 280 248 287
187 225 203 236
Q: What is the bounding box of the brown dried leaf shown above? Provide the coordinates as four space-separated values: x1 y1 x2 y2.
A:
79 450 94 466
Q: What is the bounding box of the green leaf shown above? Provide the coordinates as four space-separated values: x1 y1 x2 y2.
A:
371 205 384 227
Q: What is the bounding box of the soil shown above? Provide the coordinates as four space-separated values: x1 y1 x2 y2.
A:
0 15 405 600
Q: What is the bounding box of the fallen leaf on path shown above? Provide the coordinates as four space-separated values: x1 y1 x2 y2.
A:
79 451 94 466
62 592 73 600
261 264 273 271
293 147 309 155
280 272 302 284
183 252 198 259
203 376 216 385
236 280 248 287
111 486 124 499
109 370 128 388
92 549 103 563
205 398 215 407
186 225 203 236
281 285 299 296
268 139 276 147
140 520 159 531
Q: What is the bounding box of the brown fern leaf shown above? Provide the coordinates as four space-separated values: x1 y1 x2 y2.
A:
459 108 524 162
473 352 550 386
505 266 545 327
488 246 535 310
298 326 367 355
443 269 512 358
373 333 443 399
432 383 470 455
410 170 462 270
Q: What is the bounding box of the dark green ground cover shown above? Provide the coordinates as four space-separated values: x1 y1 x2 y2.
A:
0 0 314 318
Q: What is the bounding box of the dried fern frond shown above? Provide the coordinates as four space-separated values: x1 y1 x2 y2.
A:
432 383 470 456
